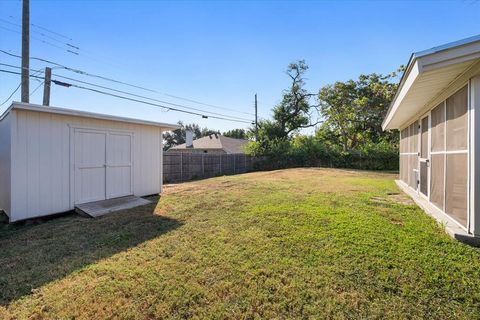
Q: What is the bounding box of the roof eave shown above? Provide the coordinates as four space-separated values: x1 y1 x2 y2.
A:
382 57 420 131
383 34 480 131
4 102 181 130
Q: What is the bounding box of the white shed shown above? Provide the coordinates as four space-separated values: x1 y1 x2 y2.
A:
0 102 180 222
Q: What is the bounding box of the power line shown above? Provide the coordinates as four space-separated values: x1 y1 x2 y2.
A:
162 93 255 116
0 62 253 121
0 49 155 91
30 80 44 96
31 22 73 41
52 73 253 121
0 26 78 55
0 83 21 107
7 15 72 41
0 69 254 124
0 49 255 116
0 67 44 107
0 18 79 50
1 18 126 71
59 82 254 124
5 16 129 70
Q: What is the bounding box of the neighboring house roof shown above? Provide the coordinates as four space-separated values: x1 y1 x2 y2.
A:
382 34 480 130
1 102 181 130
170 135 248 154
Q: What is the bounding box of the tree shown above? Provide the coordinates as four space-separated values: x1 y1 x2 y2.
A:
223 129 246 139
163 121 220 150
249 60 320 151
318 71 399 151
272 60 320 138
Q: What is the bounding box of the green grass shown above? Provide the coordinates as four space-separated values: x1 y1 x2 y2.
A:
1 168 480 319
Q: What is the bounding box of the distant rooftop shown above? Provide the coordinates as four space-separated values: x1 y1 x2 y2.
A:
170 134 248 154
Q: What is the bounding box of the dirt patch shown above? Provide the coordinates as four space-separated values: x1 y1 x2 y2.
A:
370 192 413 206
387 192 414 205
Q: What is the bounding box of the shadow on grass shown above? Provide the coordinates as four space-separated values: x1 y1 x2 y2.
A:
0 196 182 306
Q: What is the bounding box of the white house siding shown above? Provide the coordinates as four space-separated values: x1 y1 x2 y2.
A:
0 113 11 217
10 109 162 221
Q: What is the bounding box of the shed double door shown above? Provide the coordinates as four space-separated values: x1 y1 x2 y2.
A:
74 128 133 204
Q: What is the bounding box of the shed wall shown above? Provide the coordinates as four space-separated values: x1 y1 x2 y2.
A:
0 114 11 217
10 109 163 221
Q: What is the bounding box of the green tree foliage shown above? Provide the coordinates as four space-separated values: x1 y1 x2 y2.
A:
248 60 319 156
223 129 247 139
272 60 319 137
163 121 219 150
246 61 402 171
318 72 399 151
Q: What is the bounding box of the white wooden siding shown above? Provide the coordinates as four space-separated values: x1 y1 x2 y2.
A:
9 109 163 221
0 113 12 217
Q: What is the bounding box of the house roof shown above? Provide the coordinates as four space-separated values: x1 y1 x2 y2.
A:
1 102 181 130
171 134 248 154
382 34 480 130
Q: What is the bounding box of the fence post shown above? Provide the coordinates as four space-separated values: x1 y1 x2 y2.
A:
180 153 183 181
202 153 205 177
233 154 236 174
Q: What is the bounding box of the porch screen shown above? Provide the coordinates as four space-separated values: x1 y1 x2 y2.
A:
431 102 445 152
445 86 468 226
430 154 444 210
400 86 468 228
399 121 418 189
430 103 445 210
446 153 468 226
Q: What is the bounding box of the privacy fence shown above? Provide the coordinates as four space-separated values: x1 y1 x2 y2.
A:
163 153 256 183
163 150 398 184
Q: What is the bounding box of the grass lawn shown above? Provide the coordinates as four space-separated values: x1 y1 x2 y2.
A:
1 168 480 319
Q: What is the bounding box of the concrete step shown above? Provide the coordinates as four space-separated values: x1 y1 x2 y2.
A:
75 196 151 218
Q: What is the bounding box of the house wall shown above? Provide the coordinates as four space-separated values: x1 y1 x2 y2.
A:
9 109 163 222
399 83 469 229
471 75 480 236
0 113 12 217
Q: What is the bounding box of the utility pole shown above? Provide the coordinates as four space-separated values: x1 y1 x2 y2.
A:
42 67 52 106
21 0 30 103
254 93 258 141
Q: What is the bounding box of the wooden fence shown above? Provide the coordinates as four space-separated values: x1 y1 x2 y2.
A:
163 153 255 183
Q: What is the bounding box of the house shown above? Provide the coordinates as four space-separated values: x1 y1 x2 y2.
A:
168 132 248 154
0 102 180 222
383 35 480 240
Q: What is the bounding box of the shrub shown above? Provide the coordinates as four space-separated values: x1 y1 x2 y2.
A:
247 137 398 171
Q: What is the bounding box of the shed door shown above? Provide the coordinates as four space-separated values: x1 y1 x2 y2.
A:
106 132 133 199
74 129 107 204
74 129 133 205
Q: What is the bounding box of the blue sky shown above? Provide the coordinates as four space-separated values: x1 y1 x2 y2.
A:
0 0 479 132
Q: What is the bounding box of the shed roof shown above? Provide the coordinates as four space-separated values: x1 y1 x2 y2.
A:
0 102 181 130
382 34 480 130
171 134 248 154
